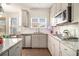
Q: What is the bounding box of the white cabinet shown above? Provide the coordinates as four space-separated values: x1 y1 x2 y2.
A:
53 38 60 56
32 34 47 48
9 41 22 56
48 35 60 56
72 3 79 22
0 51 8 56
62 3 68 11
56 3 62 14
24 35 31 47
48 35 55 56
60 43 76 56
50 3 57 17
48 35 77 56
32 35 39 48
22 10 29 27
50 4 57 26
39 35 47 48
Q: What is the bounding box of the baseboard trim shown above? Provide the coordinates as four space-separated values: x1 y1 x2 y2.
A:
22 47 32 49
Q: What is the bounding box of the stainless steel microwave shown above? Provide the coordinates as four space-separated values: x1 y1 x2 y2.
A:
55 4 72 24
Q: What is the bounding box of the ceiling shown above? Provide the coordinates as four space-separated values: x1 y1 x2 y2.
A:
1 3 53 13
11 3 53 9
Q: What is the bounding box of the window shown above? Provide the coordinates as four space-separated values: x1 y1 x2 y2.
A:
10 17 18 34
31 17 47 28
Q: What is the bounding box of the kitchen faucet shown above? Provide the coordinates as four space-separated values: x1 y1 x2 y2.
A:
63 30 71 38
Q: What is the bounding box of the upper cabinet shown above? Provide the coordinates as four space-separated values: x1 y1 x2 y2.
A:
50 3 79 26
50 4 57 26
50 4 57 17
56 3 62 14
22 10 29 27
62 3 68 11
72 3 79 22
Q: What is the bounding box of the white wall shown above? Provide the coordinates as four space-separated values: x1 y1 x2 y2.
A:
30 8 49 18
30 8 50 27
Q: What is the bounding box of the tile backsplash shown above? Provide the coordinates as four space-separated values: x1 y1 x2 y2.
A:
57 24 79 38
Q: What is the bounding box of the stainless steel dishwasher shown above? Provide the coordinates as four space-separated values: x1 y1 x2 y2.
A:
22 34 32 48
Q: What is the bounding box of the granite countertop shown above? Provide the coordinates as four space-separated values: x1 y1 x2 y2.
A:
21 32 48 35
0 38 22 54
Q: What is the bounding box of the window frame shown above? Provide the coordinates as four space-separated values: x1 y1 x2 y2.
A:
31 17 47 28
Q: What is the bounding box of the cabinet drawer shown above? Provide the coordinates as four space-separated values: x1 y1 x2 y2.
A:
60 43 76 56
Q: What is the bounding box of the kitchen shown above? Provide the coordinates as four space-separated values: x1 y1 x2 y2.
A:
0 3 79 56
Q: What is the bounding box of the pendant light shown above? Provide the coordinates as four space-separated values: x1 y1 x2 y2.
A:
0 3 4 17
0 3 4 15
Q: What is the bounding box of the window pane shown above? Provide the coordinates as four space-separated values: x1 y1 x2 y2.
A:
31 17 47 28
39 18 45 23
32 18 38 23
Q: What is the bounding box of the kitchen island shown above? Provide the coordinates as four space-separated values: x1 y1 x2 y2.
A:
0 38 22 56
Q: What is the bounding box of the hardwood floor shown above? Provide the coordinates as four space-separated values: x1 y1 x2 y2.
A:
22 48 51 56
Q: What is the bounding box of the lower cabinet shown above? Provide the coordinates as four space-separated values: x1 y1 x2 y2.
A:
32 34 47 48
0 51 9 56
54 38 60 56
60 43 76 56
9 41 22 56
48 35 76 56
48 35 55 56
0 41 22 56
48 35 60 56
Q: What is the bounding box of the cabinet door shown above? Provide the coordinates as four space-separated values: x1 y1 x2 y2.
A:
9 42 22 56
9 45 16 56
50 3 57 26
72 3 79 22
60 43 76 56
22 10 29 27
0 51 8 56
25 35 31 47
48 35 55 56
15 41 22 56
62 3 68 11
54 39 60 56
22 36 25 47
50 3 57 17
56 3 62 13
32 35 39 48
39 35 47 48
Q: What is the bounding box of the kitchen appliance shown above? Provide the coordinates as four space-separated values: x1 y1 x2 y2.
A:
55 3 72 24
